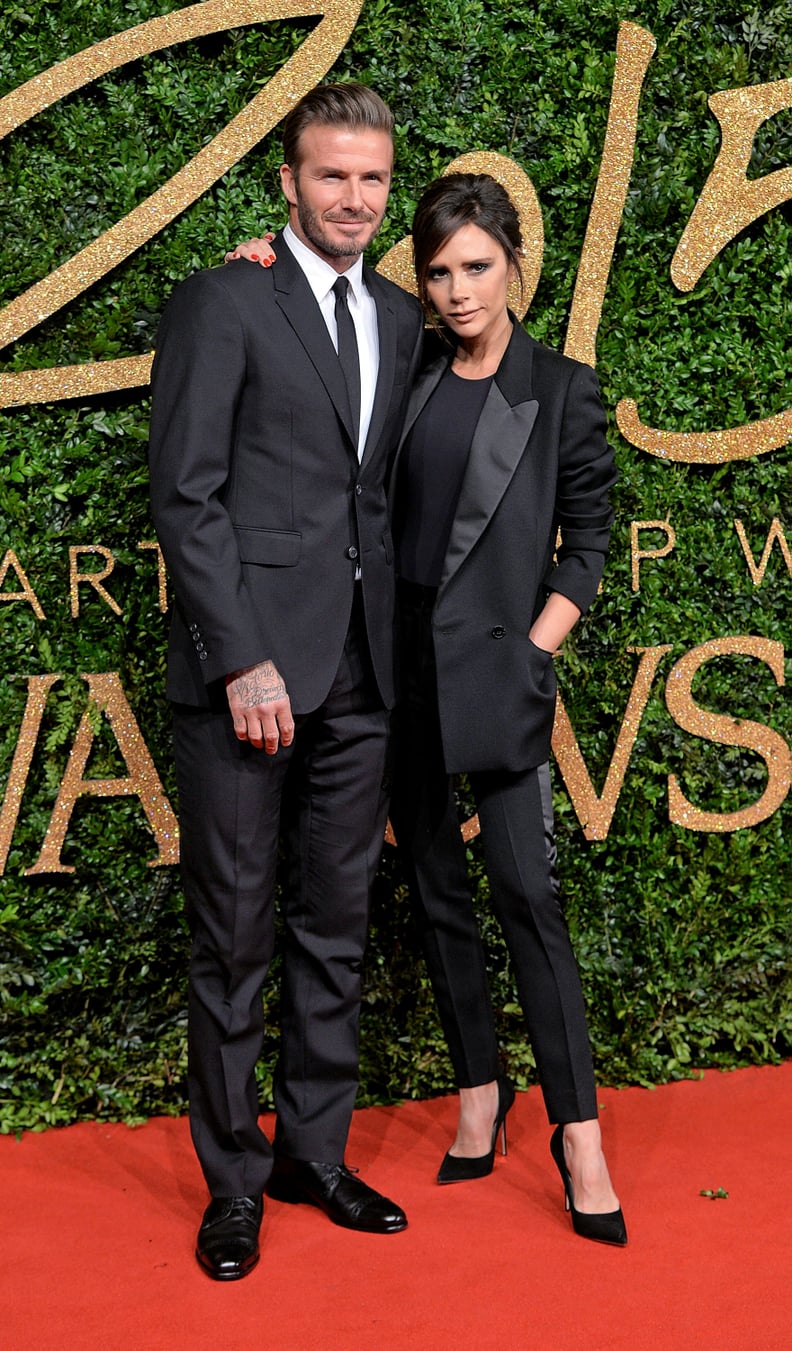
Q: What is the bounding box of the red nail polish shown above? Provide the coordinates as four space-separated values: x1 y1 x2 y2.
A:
251 253 259 261
263 258 273 267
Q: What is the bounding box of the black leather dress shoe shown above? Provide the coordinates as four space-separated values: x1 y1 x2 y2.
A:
267 1158 407 1234
195 1194 263 1280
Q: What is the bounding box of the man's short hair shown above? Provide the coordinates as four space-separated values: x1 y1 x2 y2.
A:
282 82 394 170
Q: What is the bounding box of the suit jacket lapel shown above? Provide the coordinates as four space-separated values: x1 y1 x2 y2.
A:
389 354 449 489
271 234 358 449
440 322 539 590
360 267 398 465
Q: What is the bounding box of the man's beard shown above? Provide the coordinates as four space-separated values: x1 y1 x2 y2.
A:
295 188 381 259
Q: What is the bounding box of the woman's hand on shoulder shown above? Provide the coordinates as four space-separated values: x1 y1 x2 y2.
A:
224 233 276 267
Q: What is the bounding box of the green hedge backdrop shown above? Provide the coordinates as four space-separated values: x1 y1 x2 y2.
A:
0 0 789 1133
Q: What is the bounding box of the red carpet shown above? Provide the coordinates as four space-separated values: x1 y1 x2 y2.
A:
3 1063 790 1350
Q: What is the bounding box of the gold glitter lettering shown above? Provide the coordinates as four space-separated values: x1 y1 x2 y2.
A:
27 673 179 874
631 520 677 592
733 518 791 586
617 77 792 463
0 674 60 874
460 813 480 844
665 637 790 832
671 80 792 292
69 546 122 618
564 22 657 366
0 548 46 619
552 647 672 841
615 402 791 465
138 541 169 613
0 1 364 409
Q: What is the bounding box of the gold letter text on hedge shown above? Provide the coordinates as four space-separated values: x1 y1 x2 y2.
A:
616 76 792 463
551 647 672 842
733 518 792 586
16 674 179 874
1 12 790 467
0 0 363 407
3 646 789 870
664 638 790 832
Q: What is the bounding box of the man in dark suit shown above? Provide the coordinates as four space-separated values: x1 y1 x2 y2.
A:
148 84 424 1281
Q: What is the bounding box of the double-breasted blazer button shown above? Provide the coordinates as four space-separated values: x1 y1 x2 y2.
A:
346 546 359 560
491 625 506 639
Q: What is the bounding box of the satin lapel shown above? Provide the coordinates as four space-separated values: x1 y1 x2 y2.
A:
388 355 449 488
272 238 357 449
440 385 539 589
401 356 449 443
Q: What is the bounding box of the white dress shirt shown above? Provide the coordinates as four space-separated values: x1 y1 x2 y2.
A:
282 223 379 461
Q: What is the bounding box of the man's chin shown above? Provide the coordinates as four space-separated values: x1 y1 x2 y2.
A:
313 233 370 259
300 219 380 260
328 242 367 258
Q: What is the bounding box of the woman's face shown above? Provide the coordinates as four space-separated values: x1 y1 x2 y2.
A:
424 222 514 345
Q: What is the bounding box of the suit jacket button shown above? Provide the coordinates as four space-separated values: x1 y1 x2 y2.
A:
355 484 363 496
346 546 359 560
491 625 506 639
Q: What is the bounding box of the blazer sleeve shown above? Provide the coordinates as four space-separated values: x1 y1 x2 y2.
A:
545 361 617 614
148 269 269 684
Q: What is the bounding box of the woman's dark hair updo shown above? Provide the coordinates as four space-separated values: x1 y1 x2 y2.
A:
411 173 524 314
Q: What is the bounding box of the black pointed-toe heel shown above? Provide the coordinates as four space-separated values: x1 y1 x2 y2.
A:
549 1124 627 1246
437 1076 516 1184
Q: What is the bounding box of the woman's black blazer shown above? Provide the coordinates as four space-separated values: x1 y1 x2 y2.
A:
392 320 617 774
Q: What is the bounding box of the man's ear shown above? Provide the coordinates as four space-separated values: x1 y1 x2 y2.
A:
280 162 298 207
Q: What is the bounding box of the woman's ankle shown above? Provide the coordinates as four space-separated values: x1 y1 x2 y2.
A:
450 1080 499 1156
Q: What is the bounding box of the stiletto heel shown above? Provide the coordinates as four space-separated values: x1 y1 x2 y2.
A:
549 1125 627 1245
437 1076 515 1184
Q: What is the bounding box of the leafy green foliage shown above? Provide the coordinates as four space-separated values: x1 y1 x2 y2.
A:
0 1 789 1131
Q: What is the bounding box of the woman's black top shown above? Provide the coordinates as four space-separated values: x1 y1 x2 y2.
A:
395 367 493 588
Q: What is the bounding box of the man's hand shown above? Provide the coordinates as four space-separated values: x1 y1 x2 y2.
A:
225 659 294 753
224 234 277 267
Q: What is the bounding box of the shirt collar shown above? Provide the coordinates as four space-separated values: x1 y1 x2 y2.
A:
283 223 365 304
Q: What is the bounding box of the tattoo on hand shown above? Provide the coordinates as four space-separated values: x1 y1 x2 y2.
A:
233 661 286 706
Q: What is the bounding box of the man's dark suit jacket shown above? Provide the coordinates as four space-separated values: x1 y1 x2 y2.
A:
149 232 424 714
392 320 617 775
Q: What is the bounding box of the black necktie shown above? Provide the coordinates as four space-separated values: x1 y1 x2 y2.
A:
332 275 361 445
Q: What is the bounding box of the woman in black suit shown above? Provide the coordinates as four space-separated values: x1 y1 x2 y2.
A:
388 173 626 1245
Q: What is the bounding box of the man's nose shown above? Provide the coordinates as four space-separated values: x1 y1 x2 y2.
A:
341 178 365 210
